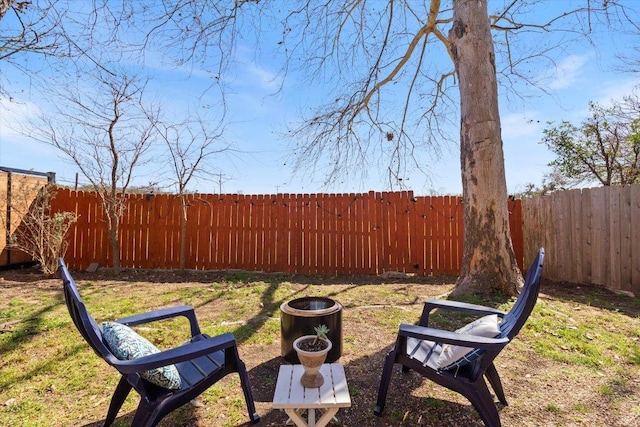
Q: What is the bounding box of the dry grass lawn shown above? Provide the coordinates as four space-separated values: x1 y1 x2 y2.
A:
1 266 639 426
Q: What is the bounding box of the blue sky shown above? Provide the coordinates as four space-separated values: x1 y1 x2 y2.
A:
1 1 639 196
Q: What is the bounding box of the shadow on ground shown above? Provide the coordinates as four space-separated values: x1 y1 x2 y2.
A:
239 349 487 427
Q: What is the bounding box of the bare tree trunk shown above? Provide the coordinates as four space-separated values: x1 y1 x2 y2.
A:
450 0 522 295
179 195 187 270
107 208 121 272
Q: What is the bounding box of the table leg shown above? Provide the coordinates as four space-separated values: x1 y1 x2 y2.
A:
284 408 309 427
284 409 306 426
316 408 339 427
282 407 338 427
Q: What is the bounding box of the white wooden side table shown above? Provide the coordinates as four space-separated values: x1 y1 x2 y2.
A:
272 363 351 427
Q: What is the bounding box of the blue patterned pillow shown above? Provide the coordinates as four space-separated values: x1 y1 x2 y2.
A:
436 314 501 370
102 321 181 390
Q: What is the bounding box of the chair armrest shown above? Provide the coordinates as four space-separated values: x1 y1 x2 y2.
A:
419 299 506 326
112 332 237 374
115 305 201 337
399 324 509 351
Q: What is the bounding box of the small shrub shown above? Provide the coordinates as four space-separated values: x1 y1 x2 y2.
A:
9 184 77 274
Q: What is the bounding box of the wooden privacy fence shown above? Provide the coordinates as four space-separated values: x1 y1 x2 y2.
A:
522 184 640 297
0 168 55 267
50 188 524 275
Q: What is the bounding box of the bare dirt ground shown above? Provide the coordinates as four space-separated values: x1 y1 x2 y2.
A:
1 266 639 427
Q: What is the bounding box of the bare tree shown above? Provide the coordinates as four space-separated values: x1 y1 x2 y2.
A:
447 0 521 294
4 1 638 293
28 71 159 272
1 1 64 63
152 109 231 270
202 0 633 295
0 1 114 98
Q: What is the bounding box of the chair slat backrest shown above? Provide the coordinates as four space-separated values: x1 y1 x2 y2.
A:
59 259 114 361
499 248 545 339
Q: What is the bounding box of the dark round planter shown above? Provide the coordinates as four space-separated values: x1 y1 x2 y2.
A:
280 296 343 363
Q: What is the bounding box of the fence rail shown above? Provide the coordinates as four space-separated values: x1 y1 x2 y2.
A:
49 188 524 275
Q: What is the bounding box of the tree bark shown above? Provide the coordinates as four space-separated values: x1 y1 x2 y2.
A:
0 0 14 20
106 205 121 272
179 195 187 270
450 0 522 295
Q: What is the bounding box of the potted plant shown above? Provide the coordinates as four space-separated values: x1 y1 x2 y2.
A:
293 324 332 388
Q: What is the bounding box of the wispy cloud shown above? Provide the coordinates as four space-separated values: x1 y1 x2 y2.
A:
594 77 640 106
501 111 543 140
231 43 285 92
0 97 66 174
0 97 41 140
238 61 284 92
547 54 591 90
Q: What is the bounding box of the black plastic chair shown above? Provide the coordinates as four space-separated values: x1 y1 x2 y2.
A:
59 259 260 427
374 248 545 427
